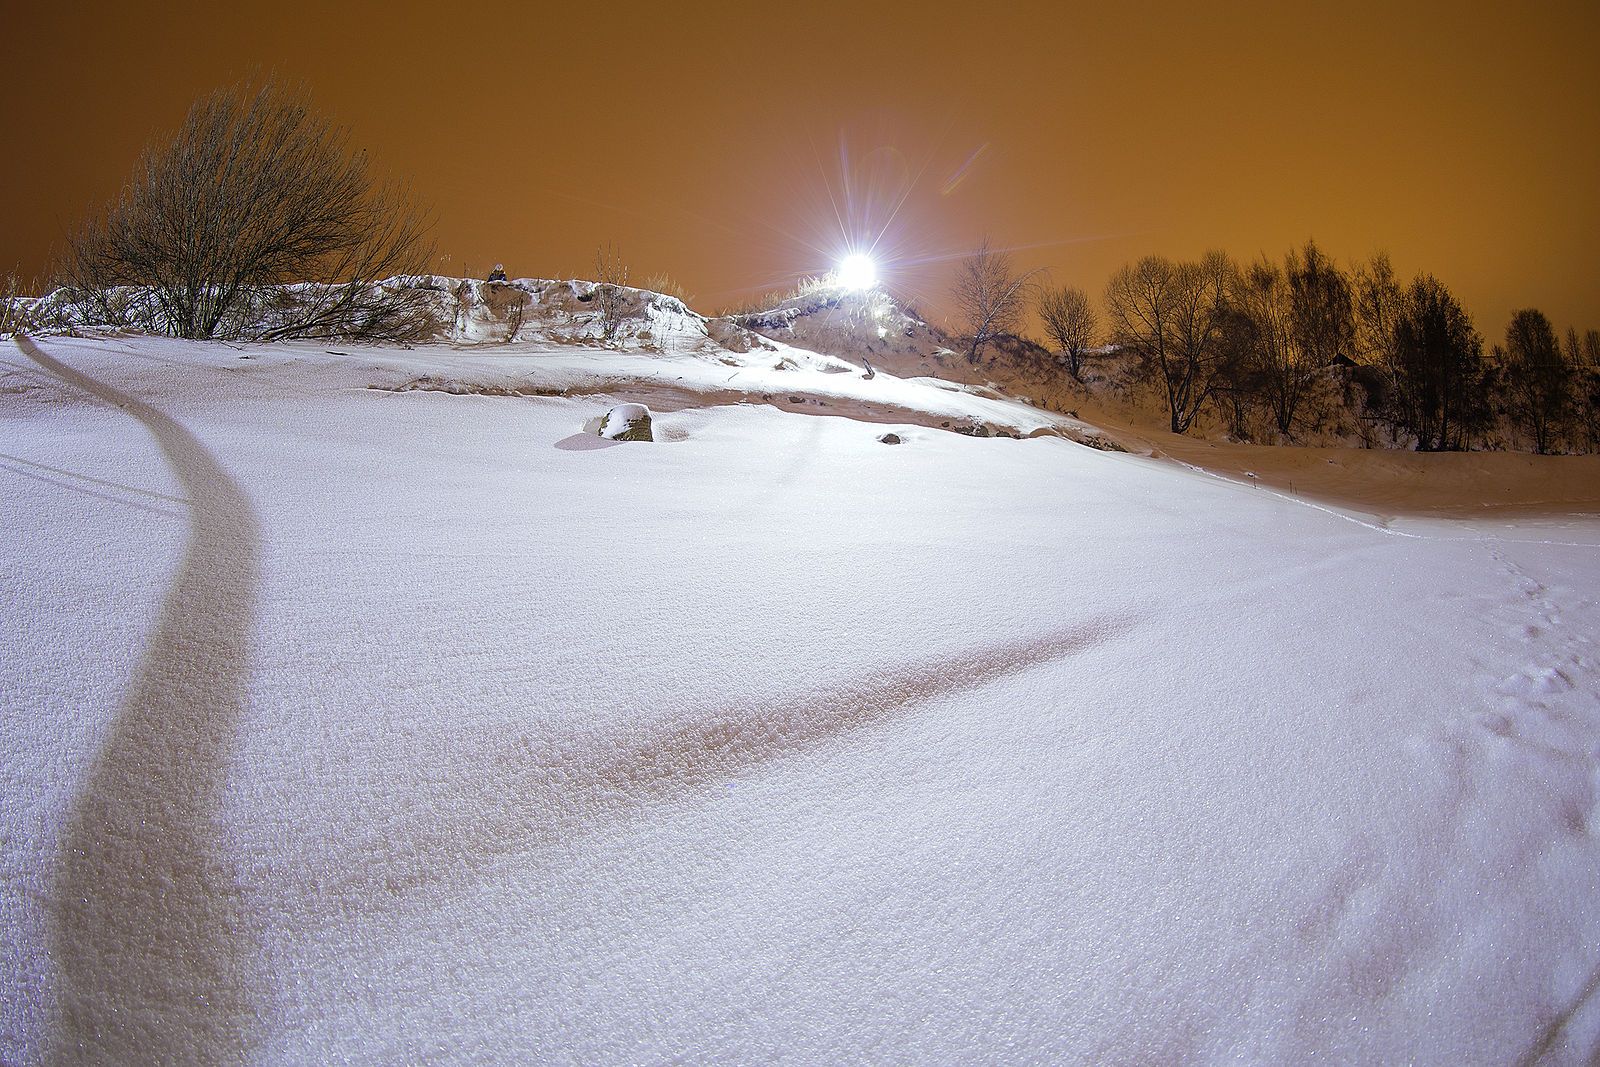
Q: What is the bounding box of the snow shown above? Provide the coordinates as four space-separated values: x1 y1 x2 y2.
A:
3 324 1600 1064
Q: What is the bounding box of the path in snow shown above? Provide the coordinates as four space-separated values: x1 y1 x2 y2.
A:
18 338 264 1063
1485 547 1600 1064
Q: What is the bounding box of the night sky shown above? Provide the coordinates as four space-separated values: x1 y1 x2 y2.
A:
3 0 1596 338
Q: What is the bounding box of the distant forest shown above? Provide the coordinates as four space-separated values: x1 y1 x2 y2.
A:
1002 241 1600 454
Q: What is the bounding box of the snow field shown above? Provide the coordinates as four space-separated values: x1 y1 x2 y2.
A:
3 335 1599 1063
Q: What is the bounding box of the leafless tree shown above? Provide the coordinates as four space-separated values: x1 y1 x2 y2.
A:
1346 252 1407 430
1104 256 1178 415
1105 252 1236 434
1230 241 1355 438
65 78 435 341
1576 328 1600 452
1209 304 1265 440
1498 308 1570 454
1287 240 1355 370
1354 253 1403 366
1231 259 1294 434
950 237 1041 363
1035 284 1097 380
1390 274 1487 451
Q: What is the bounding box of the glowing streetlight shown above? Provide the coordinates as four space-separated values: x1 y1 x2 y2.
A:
836 252 878 290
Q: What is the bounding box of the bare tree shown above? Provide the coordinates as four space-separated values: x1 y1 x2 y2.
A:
1349 252 1408 431
1104 252 1237 434
1287 240 1355 370
1035 284 1097 380
1168 252 1238 433
1390 274 1486 451
65 78 435 341
1578 328 1600 452
1354 252 1403 365
1209 303 1265 440
1230 241 1355 438
1499 308 1569 454
1104 255 1179 420
1234 258 1299 435
950 237 1041 363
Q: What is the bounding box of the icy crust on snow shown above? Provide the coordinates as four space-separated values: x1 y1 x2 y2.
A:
4 335 1600 1064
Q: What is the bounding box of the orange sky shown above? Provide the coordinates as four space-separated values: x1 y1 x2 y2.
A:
3 0 1596 340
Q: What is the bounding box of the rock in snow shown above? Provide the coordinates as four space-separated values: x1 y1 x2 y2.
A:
598 403 652 441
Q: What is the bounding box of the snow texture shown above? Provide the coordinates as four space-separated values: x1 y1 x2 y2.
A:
3 326 1600 1065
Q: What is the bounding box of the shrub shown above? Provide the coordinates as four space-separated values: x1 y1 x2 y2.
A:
64 78 435 342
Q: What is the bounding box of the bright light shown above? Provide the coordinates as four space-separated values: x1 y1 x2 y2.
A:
836 252 878 290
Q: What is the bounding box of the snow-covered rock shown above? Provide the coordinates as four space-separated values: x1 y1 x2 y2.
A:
598 403 653 442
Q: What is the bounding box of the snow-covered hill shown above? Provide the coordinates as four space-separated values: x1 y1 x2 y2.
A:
4 325 1600 1064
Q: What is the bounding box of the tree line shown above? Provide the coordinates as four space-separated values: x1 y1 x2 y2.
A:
954 240 1600 454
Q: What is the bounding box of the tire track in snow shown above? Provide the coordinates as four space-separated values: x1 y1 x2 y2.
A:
303 616 1134 899
18 337 265 1065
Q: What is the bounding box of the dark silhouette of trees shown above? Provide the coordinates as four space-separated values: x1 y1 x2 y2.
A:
1035 284 1097 380
1104 256 1179 424
1083 243 1585 454
1288 242 1356 367
66 78 435 341
1351 257 1490 450
1104 252 1236 434
1569 328 1600 452
1388 275 1486 451
950 237 1040 363
1354 254 1403 366
1234 241 1356 439
1496 308 1569 454
1233 258 1301 437
1214 244 1355 440
1209 298 1266 440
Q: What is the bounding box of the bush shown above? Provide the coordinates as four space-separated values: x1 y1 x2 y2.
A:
64 78 435 342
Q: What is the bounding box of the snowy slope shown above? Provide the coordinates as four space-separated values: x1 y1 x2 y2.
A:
4 330 1600 1065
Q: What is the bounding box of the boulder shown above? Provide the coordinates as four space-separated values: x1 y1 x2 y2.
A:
597 403 653 442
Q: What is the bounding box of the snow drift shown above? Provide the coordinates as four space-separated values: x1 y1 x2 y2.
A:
3 314 1600 1064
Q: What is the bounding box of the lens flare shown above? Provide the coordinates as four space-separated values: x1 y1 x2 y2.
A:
837 252 877 290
